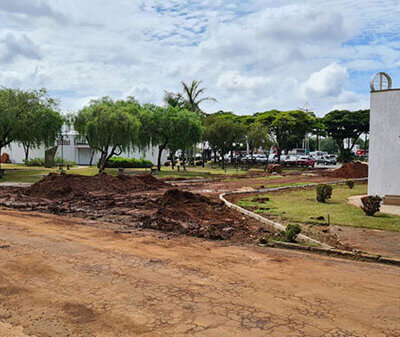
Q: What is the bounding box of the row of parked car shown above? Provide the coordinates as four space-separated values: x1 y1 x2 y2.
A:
233 153 337 167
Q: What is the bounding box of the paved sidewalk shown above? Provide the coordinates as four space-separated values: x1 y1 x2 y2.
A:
348 195 400 216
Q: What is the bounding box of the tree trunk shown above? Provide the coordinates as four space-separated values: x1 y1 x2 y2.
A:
23 144 30 163
0 146 2 173
277 148 282 164
98 152 107 173
89 150 95 166
157 144 166 171
171 152 175 170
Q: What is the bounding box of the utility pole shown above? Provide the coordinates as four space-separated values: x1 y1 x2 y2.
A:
298 102 314 153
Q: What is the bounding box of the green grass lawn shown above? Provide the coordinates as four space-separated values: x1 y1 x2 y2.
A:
238 183 400 232
0 163 268 183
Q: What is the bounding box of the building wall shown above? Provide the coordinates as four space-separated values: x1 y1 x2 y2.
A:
3 134 167 166
368 89 400 197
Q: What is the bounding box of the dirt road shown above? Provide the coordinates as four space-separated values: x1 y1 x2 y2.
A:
0 209 399 337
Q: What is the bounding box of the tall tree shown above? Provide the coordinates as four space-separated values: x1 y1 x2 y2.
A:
323 109 369 162
0 88 62 172
203 118 245 169
74 97 140 172
247 122 274 160
256 110 315 162
17 89 63 162
165 80 216 116
140 105 203 171
180 80 216 115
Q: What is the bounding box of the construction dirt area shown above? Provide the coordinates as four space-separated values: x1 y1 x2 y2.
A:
0 165 399 336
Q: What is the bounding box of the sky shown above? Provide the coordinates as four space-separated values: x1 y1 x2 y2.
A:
0 0 399 116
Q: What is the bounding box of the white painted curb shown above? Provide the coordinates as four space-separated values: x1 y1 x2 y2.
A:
219 178 368 249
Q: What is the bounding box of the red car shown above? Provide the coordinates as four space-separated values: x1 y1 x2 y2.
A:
296 156 315 168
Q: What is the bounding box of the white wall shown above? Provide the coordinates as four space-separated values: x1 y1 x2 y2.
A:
3 135 167 166
368 89 400 197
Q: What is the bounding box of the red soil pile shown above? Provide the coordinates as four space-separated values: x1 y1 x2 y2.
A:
325 162 368 179
25 172 168 199
142 189 266 241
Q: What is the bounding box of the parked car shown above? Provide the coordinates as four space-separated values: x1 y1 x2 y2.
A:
283 155 297 166
268 154 278 164
296 156 316 168
322 155 337 165
255 155 268 164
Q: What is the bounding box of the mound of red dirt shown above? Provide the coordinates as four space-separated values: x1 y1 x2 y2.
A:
25 173 169 199
141 189 265 241
325 162 368 179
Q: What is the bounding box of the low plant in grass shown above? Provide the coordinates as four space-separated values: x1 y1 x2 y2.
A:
54 157 77 167
345 180 355 189
105 157 153 169
361 195 382 216
281 224 302 243
316 184 333 203
24 157 77 167
24 157 45 166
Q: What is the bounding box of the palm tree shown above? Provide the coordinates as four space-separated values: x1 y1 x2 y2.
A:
180 80 216 115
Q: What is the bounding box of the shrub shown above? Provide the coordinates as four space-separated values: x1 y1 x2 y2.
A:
164 161 171 167
316 184 333 203
361 195 382 216
105 157 153 169
283 224 302 243
24 157 77 167
24 158 45 166
54 157 77 167
195 160 203 166
338 149 355 163
345 180 355 189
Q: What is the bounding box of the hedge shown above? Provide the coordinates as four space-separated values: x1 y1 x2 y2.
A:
24 157 77 167
105 157 154 168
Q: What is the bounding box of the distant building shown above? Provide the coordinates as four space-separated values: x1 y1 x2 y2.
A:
3 129 166 166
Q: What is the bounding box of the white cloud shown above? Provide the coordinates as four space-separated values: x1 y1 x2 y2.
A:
301 63 349 99
217 71 271 91
0 0 398 116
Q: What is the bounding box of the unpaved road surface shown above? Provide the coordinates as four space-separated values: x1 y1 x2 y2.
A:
0 209 399 337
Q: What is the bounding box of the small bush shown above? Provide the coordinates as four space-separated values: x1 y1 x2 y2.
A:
105 157 153 169
164 161 171 167
195 160 203 166
24 157 77 167
316 184 333 203
283 224 302 243
54 157 77 167
345 180 355 189
361 195 382 216
24 158 45 166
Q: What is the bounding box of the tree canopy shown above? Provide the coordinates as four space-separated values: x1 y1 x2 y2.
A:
323 109 369 162
0 88 63 169
256 110 316 162
203 117 246 169
164 80 216 116
74 97 140 172
140 105 203 171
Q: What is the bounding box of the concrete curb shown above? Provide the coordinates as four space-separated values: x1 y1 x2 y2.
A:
263 241 400 267
166 178 215 184
219 178 368 250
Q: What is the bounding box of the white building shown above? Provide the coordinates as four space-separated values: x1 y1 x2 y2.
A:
4 130 166 166
368 72 400 203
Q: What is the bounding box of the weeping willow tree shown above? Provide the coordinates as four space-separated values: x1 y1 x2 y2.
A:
74 97 140 172
0 88 63 173
17 89 63 162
